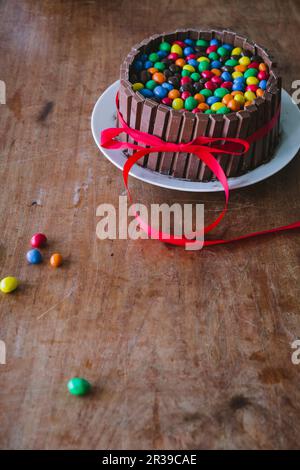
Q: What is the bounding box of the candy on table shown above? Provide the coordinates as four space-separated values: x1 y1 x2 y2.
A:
67 377 91 396
31 232 47 248
26 248 43 264
50 253 63 267
131 36 269 114
0 276 19 294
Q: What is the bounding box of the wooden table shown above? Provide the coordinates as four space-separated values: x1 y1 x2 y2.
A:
0 0 300 450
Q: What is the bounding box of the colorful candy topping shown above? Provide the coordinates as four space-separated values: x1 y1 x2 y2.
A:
50 253 63 267
26 248 43 264
67 377 91 396
131 37 269 114
0 276 19 294
30 233 47 248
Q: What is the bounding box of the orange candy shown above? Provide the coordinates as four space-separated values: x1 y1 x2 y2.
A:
175 58 186 67
259 63 268 72
211 68 221 76
244 100 253 107
194 93 205 103
227 99 241 111
168 89 180 100
50 253 63 268
222 93 234 105
148 67 158 74
231 90 243 96
198 102 209 111
234 64 247 73
256 88 264 97
152 72 165 84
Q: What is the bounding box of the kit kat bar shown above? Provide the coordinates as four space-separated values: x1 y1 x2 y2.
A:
162 31 177 43
219 113 239 175
137 99 158 167
234 34 247 49
119 81 133 142
251 97 266 168
239 104 257 173
199 30 213 41
186 114 209 181
147 104 169 171
263 90 275 162
245 39 256 55
187 30 200 41
223 29 236 45
172 112 195 178
199 115 223 181
227 110 251 177
127 92 144 154
158 110 182 175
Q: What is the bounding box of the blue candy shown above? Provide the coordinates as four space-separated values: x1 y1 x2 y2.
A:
206 96 221 106
223 43 233 51
157 50 167 59
221 71 232 82
183 46 194 56
144 60 153 69
133 60 143 72
184 38 194 46
232 83 245 92
162 82 173 91
26 248 43 264
211 60 222 69
153 86 167 98
140 88 154 98
259 79 267 90
188 59 198 67
210 38 220 46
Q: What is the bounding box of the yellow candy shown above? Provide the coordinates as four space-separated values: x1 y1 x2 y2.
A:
239 56 251 66
0 276 19 294
183 64 195 73
234 94 246 105
197 56 210 62
232 71 243 79
171 44 183 56
232 47 242 56
172 98 184 110
244 91 256 101
132 82 144 92
211 102 224 112
246 76 259 85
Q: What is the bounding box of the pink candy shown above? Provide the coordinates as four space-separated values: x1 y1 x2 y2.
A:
181 91 191 100
168 53 179 60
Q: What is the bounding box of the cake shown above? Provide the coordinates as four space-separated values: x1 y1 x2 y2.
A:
118 29 281 182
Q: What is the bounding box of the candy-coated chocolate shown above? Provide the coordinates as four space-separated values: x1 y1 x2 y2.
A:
162 97 172 106
200 88 213 98
0 276 19 294
221 81 233 89
153 72 165 84
246 76 259 85
160 41 171 52
258 63 268 72
256 88 264 97
258 70 269 81
244 90 256 101
246 84 258 93
184 96 198 110
208 52 219 61
171 44 183 56
234 94 246 105
222 94 234 105
50 253 63 267
149 52 159 63
153 85 167 98
67 377 91 396
214 87 230 98
31 233 47 248
201 70 213 80
26 248 43 264
210 101 224 112
259 79 267 90
239 56 251 66
205 81 217 91
211 75 223 85
227 99 241 111
196 39 209 47
168 89 180 100
183 64 195 73
194 93 205 103
154 61 165 71
181 91 191 100
216 106 230 114
232 47 242 56
140 88 154 98
132 82 144 91
172 98 184 110
198 103 209 111
207 96 221 106
198 61 210 72
244 68 258 78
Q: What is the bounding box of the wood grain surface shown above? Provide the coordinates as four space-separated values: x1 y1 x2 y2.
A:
0 0 300 450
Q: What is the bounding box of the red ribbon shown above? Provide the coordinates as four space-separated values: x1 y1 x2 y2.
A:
100 95 300 247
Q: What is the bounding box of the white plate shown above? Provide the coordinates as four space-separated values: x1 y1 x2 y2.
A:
91 80 300 192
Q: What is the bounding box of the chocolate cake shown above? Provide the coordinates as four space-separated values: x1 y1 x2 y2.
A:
119 29 281 181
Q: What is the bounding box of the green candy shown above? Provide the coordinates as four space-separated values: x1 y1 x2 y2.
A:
159 41 171 52
198 61 210 72
216 106 231 114
190 72 200 81
184 96 198 111
205 109 215 114
196 39 209 47
181 69 191 77
217 46 229 57
214 87 230 98
200 89 213 98
225 59 238 67
208 52 219 61
154 61 165 71
146 80 157 90
149 52 159 63
244 68 258 78
67 377 91 396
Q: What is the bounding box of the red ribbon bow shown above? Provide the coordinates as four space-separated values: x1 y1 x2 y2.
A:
100 95 299 247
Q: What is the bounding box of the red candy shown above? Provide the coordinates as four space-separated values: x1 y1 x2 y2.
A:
248 62 260 69
162 97 172 106
181 91 191 99
168 53 179 60
206 45 218 54
201 70 213 80
246 84 258 93
181 76 191 85
174 40 185 47
205 81 217 91
211 76 223 85
192 108 202 113
186 54 197 60
222 81 233 89
31 233 47 248
258 71 269 80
